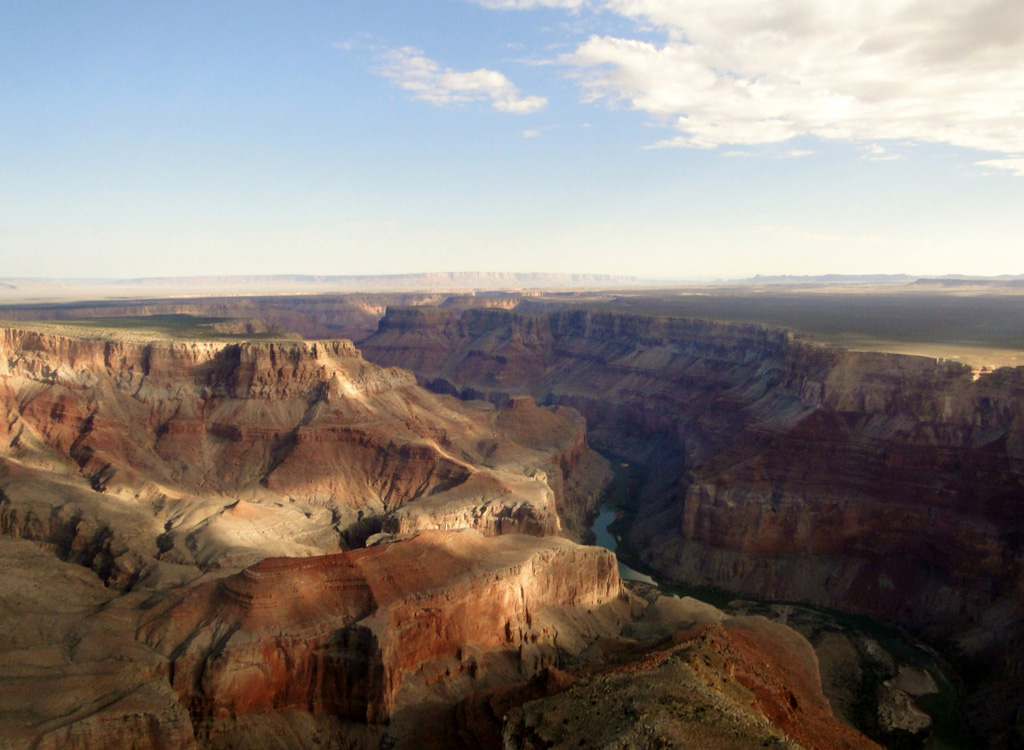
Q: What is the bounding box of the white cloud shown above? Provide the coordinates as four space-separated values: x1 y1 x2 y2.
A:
480 0 1024 161
378 47 547 114
863 144 901 162
335 33 383 53
720 148 815 159
522 129 543 137
976 157 1024 176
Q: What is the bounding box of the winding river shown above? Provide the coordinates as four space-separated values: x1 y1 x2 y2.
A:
590 505 657 585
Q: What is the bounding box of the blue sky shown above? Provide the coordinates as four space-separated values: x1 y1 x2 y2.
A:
2 0 1023 280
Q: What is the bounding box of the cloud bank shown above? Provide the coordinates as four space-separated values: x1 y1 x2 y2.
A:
469 0 1024 171
379 47 547 114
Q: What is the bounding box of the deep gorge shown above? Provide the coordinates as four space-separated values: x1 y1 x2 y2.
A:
358 304 1024 747
1 297 1022 748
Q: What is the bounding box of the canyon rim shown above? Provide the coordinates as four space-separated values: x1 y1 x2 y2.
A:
0 279 1021 748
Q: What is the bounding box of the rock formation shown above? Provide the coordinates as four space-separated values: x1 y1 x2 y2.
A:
0 325 609 576
141 530 627 745
0 323 621 747
0 317 909 749
472 591 881 750
360 305 1024 747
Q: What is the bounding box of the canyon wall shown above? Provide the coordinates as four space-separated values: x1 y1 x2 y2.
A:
3 296 1018 745
141 530 627 734
0 290 529 342
0 318 882 750
360 305 1024 747
0 325 612 575
0 324 627 748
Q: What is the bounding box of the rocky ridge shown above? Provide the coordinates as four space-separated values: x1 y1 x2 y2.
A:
468 591 881 750
0 319 882 749
142 530 628 743
0 323 624 748
360 304 1024 747
0 325 611 576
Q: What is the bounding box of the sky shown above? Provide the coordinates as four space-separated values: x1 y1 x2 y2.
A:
2 0 1023 280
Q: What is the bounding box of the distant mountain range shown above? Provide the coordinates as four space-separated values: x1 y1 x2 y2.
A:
0 272 643 303
108 272 641 289
742 274 917 283
908 276 1024 287
740 274 1024 285
4 272 1024 305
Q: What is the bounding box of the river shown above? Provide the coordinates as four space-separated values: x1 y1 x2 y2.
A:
590 505 657 585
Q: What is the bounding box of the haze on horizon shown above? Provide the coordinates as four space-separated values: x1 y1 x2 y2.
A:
2 1 1023 281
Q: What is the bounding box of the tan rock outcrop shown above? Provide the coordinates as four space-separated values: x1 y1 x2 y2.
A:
0 539 197 750
497 596 880 750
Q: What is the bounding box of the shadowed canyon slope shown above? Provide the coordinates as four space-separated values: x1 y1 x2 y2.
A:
360 304 1024 747
0 321 875 749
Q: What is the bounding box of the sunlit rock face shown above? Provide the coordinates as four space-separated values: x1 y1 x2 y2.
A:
458 591 883 750
141 530 627 733
1 329 459 513
502 623 882 750
0 326 609 576
0 325 626 748
360 305 1024 746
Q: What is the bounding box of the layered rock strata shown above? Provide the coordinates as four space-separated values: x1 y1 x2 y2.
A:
0 293 441 341
141 530 627 739
470 592 880 750
0 323 620 748
0 325 608 577
360 305 1024 746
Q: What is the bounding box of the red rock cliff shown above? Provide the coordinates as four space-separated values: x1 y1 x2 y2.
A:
141 530 627 730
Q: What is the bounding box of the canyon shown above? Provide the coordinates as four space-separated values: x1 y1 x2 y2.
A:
0 323 615 747
0 284 1022 748
0 318 873 749
359 302 1024 748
